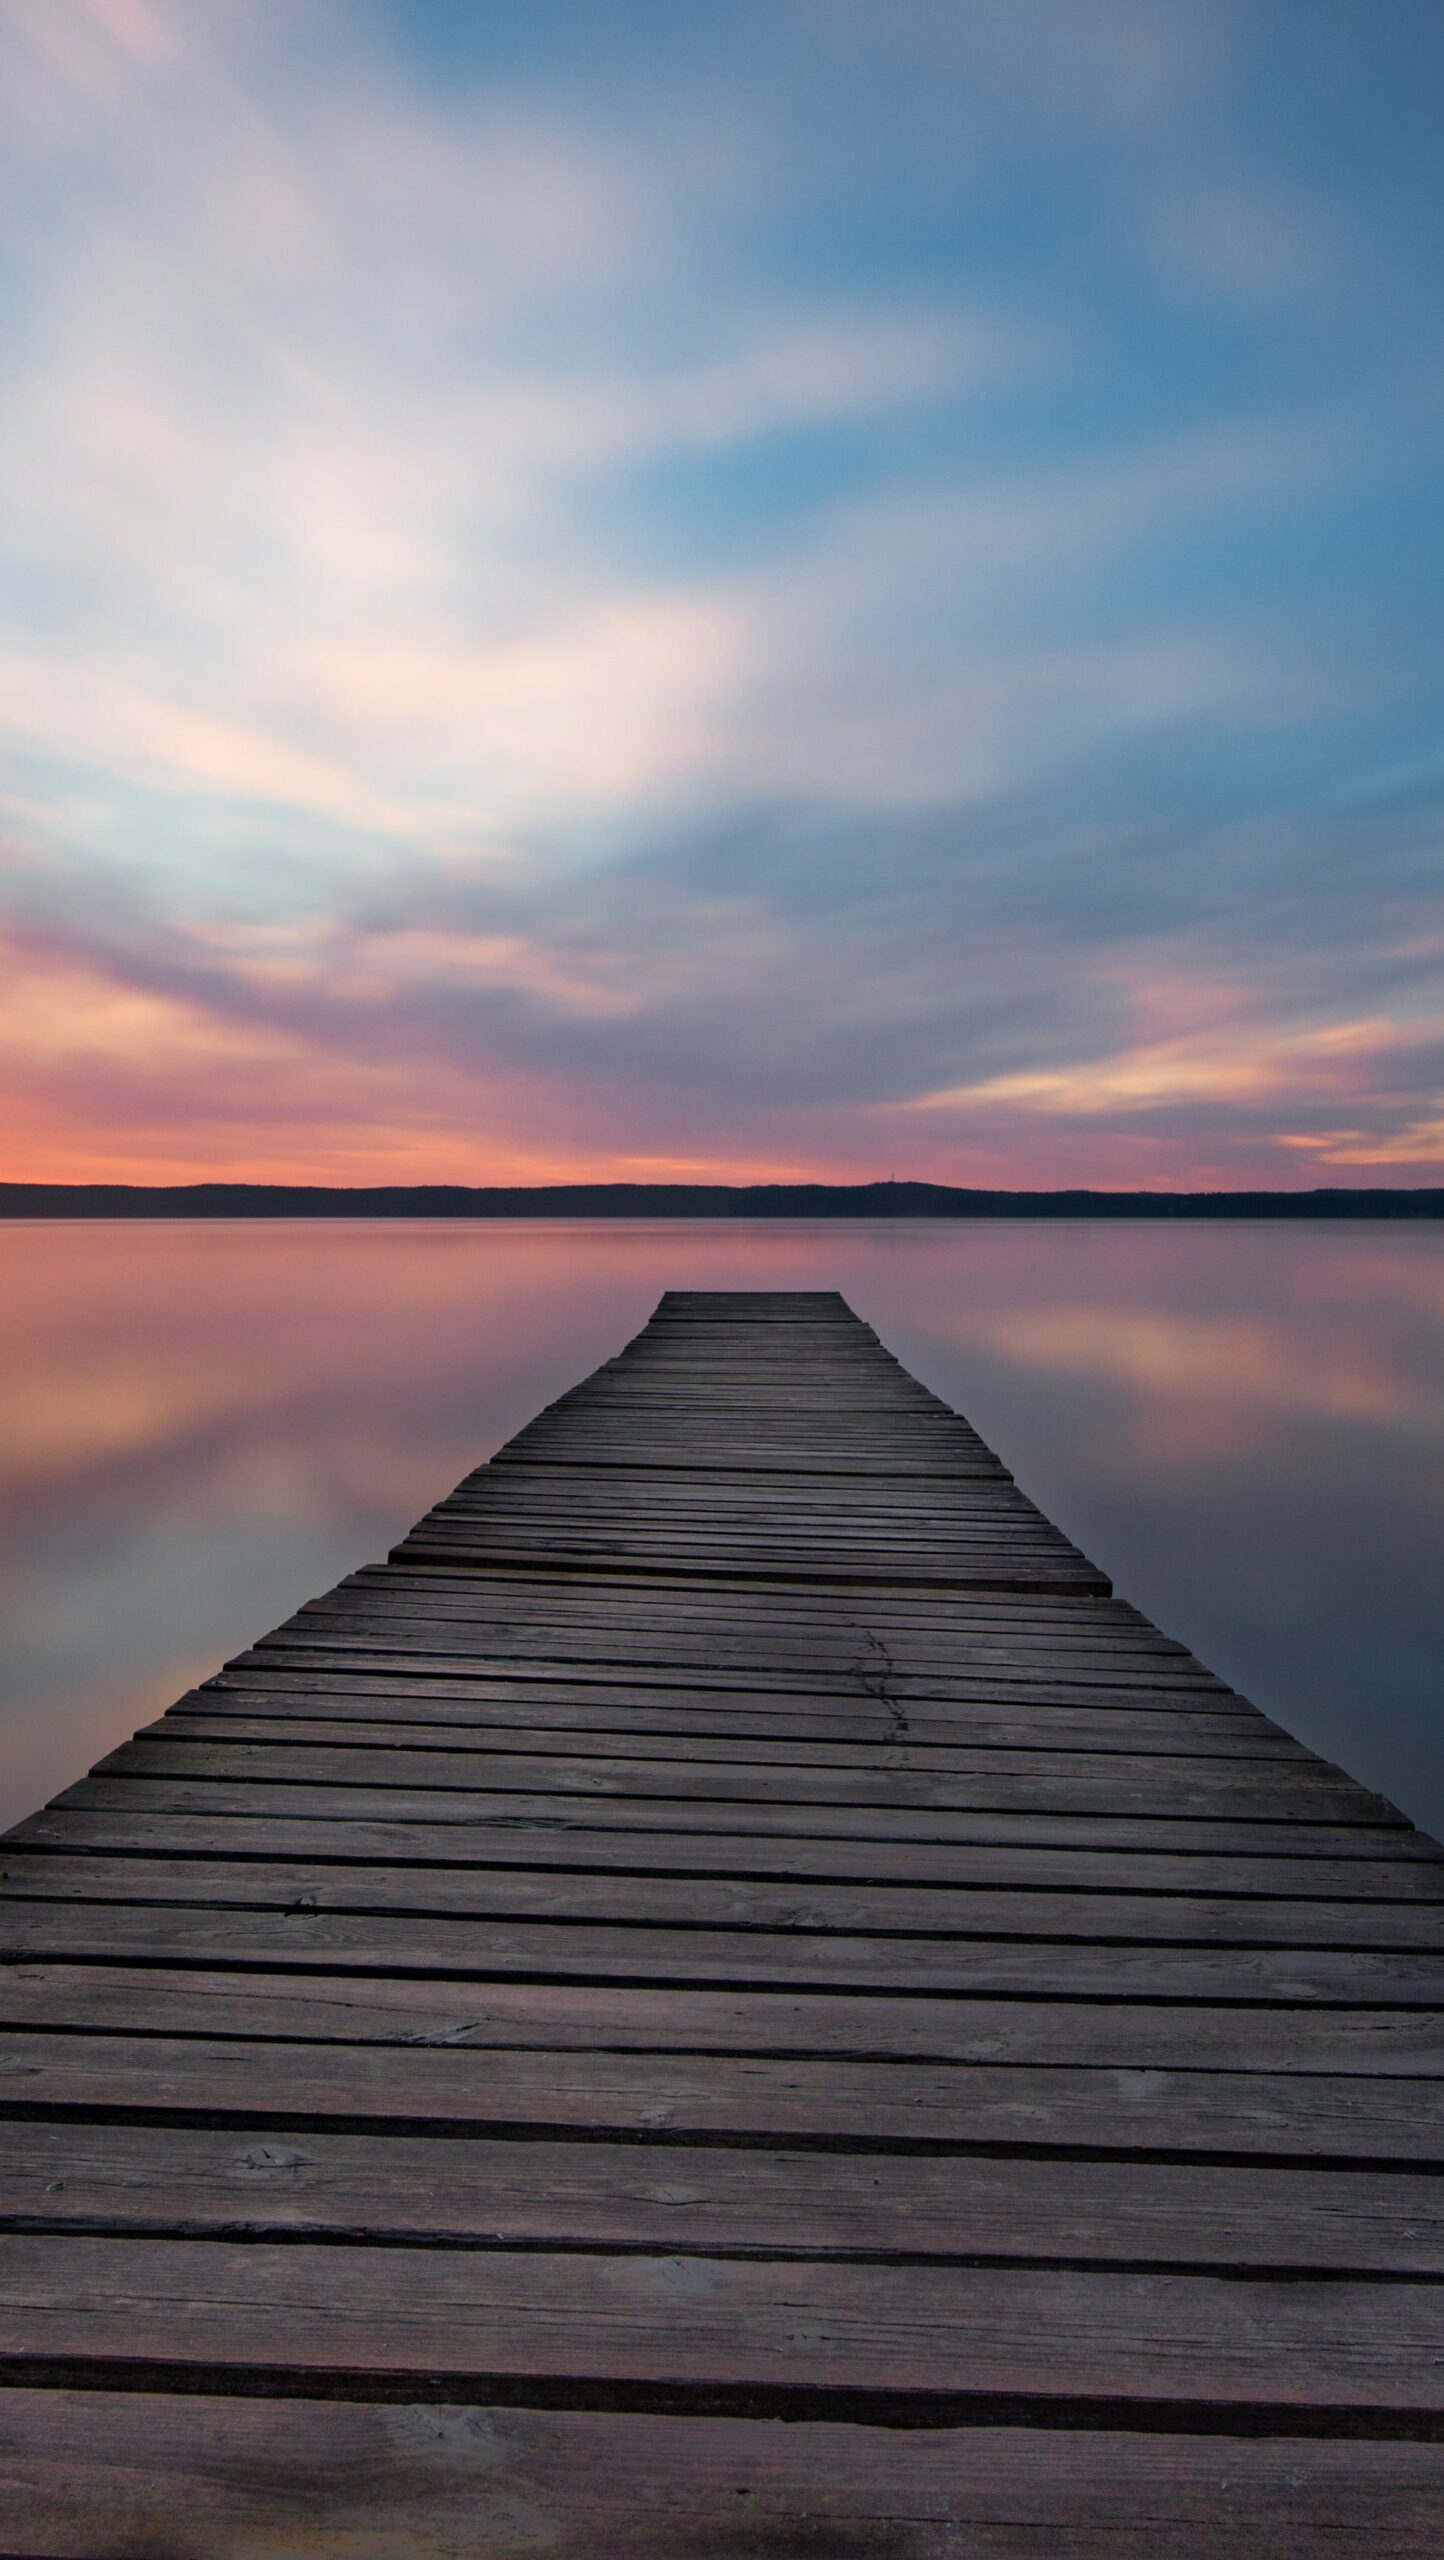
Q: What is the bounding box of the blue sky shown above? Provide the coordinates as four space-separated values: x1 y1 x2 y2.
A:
1 0 1441 1184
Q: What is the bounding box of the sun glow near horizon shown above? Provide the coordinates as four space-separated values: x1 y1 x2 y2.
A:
1 0 1442 1190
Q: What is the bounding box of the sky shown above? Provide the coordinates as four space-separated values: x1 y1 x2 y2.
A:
1 0 1442 1190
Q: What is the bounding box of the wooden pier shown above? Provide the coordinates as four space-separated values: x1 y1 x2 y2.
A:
1 1288 1442 2554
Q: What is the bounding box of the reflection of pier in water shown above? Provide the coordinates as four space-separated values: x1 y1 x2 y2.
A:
2 1288 1442 2552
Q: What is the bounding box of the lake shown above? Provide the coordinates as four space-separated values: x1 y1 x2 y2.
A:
2 1217 1441 1843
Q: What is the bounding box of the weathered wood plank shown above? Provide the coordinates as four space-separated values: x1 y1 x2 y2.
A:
6 1850 1441 1948
48 1771 1423 1853
46 1772 1423 1854
13 1803 1444 1898
237 1643 1236 1701
5 2394 1441 2560
202 1661 1252 1715
146 1706 1321 1767
6 2030 1442 2150
5 2236 1444 2415
7 1898 1442 1999
7 2123 1442 2271
6 1972 1443 2070
86 1734 1400 1821
166 1686 1296 1752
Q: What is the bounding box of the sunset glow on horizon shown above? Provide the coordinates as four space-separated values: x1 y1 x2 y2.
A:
2 0 1442 1190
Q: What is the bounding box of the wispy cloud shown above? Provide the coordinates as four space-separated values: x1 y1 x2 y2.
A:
0 0 1440 1183
4 751 1441 1187
0 1 1020 892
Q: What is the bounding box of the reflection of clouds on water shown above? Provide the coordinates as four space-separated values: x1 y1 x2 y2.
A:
1291 1247 1444 1325
1 1217 1442 1843
964 1306 1415 1428
3 1655 220 1849
0 1219 652 1820
885 1230 1444 1444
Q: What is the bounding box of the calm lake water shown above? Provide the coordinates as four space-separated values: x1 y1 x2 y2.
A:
1 1217 1441 1842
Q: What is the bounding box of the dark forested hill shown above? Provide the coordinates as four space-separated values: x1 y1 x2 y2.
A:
3 1180 1441 1219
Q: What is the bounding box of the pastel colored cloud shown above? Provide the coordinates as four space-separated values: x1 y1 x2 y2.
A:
0 0 1441 1185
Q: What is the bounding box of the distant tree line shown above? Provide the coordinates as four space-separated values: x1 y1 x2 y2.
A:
3 1181 1441 1220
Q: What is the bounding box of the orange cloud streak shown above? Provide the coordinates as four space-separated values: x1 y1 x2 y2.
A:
5 917 1442 1192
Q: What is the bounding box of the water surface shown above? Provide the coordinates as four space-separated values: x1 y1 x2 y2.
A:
2 1218 1441 1840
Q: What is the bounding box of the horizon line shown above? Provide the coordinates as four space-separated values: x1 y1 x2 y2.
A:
2 1175 1442 1221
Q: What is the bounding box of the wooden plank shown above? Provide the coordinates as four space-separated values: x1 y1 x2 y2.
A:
386 1546 1116 1587
203 1660 1249 1713
6 1970 1443 2068
291 1579 1173 1641
7 1898 1442 1999
15 1804 1444 1898
327 1575 1167 1633
318 1622 1198 1675
146 1704 1317 1766
164 1686 1291 1752
6 1850 1441 1948
6 2029 1442 2148
4 2236 1444 2416
221 1604 1212 1658
87 1734 1400 1820
48 1773 1424 1855
258 1638 1240 1694
8 2122 1443 2272
11 2394 1441 2560
244 1613 1224 1669
232 1634 1236 1699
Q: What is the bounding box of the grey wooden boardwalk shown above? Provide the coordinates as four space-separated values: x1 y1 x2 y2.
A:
1 1287 1442 2555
